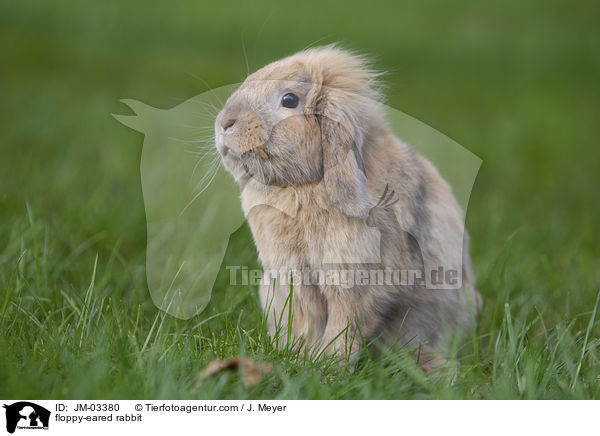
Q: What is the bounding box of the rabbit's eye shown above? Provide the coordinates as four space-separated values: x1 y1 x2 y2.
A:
281 93 299 109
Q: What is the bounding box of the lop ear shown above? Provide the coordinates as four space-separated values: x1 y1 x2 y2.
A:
320 115 372 218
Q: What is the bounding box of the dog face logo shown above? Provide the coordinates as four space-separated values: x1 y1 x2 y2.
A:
3 402 50 433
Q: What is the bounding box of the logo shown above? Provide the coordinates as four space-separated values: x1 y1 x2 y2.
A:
3 402 50 433
114 83 481 320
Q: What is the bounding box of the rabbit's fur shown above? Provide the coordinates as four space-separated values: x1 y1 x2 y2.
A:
215 46 480 363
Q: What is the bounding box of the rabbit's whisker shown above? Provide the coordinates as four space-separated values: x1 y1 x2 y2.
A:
184 72 225 107
192 154 220 189
180 157 221 216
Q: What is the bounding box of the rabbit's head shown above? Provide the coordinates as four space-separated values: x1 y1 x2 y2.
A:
215 45 384 218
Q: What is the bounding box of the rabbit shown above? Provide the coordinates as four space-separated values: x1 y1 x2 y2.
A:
214 45 481 366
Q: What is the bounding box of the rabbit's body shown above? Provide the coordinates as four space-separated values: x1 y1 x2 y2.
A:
216 46 480 361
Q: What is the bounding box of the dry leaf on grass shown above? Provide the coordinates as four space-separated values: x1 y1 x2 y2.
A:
195 356 274 389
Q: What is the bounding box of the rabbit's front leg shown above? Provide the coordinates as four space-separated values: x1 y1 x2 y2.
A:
317 285 379 359
260 279 328 351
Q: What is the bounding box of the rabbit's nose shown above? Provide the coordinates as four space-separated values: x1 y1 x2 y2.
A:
221 118 236 132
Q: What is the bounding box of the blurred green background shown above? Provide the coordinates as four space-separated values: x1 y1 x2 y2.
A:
1 0 599 399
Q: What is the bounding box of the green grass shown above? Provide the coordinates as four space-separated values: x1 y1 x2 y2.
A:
1 0 599 399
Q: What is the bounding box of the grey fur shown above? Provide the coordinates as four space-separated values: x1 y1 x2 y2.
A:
215 46 481 367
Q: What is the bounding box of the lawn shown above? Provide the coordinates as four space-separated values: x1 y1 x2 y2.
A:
1 0 599 399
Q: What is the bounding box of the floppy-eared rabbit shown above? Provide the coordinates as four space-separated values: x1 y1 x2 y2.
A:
215 45 480 366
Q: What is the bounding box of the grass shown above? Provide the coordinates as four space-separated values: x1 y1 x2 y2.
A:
1 0 599 399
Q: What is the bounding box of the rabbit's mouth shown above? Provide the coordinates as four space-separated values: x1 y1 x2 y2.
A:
217 134 268 158
218 141 277 186
219 144 268 167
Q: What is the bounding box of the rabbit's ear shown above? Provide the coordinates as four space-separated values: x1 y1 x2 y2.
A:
320 115 372 218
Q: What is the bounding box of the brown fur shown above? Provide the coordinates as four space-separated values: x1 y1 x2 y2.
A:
215 45 480 362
